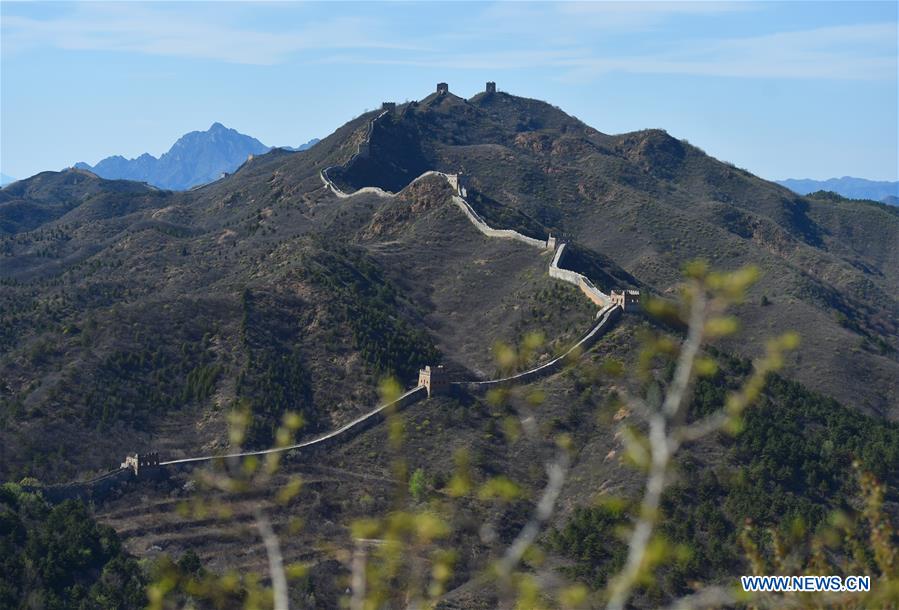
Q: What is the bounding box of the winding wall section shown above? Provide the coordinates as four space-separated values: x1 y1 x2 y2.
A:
449 194 548 249
163 117 623 467
46 112 628 495
549 244 610 307
160 386 426 467
453 303 620 393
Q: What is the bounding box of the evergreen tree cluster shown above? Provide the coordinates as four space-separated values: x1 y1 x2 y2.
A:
304 243 440 383
0 484 146 610
551 356 899 594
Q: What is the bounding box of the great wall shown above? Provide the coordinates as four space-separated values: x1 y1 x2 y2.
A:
33 82 640 503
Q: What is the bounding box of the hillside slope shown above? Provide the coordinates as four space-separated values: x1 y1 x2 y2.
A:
2 84 898 609
2 86 897 487
334 87 899 416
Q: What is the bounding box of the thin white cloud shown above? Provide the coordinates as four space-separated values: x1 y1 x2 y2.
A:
2 2 894 81
473 0 754 40
556 0 754 27
319 49 590 71
1 4 424 65
322 21 897 81
574 22 899 80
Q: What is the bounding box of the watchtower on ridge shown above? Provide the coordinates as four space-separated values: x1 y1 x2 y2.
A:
446 173 469 198
486 81 496 94
610 290 641 312
418 365 449 397
121 452 160 477
436 82 449 95
457 173 469 198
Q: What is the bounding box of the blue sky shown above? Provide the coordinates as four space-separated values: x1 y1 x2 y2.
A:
2 1 897 182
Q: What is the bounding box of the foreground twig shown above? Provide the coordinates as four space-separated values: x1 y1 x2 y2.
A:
256 508 289 610
497 449 572 579
606 289 706 610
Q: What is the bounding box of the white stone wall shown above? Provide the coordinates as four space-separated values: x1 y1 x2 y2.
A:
320 110 390 198
450 195 547 249
90 116 633 479
321 165 610 308
453 303 621 391
548 243 610 306
162 385 428 467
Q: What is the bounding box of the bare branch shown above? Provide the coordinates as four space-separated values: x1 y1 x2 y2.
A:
660 585 737 610
255 508 289 610
497 449 571 578
607 287 707 610
672 411 729 447
663 588 810 610
662 286 706 419
350 541 367 610
606 414 671 610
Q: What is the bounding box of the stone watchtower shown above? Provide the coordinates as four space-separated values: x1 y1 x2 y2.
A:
121 452 160 477
436 82 449 95
610 290 641 312
486 81 496 94
456 173 470 198
381 102 396 112
418 365 449 397
446 173 469 198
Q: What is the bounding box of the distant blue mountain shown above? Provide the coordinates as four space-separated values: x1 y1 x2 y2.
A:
0 173 16 186
75 123 318 191
777 176 899 205
281 139 320 152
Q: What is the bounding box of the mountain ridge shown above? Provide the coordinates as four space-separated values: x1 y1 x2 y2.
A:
312 87 899 417
1 84 896 484
74 123 319 191
2 83 898 608
777 175 899 204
